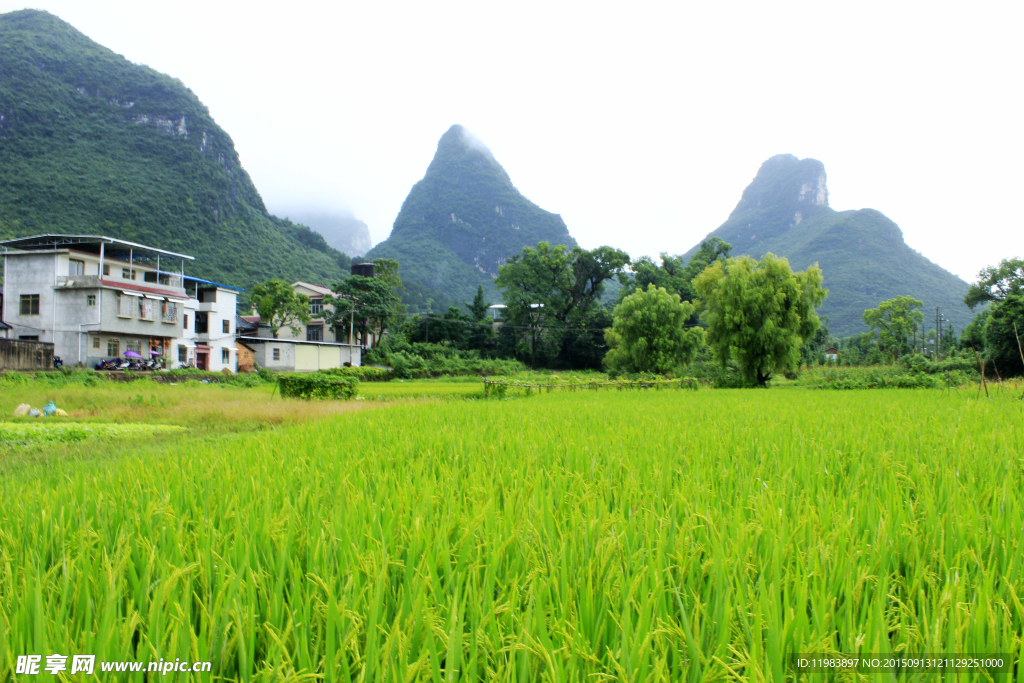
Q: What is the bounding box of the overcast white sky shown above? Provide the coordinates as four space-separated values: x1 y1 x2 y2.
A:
3 0 1021 281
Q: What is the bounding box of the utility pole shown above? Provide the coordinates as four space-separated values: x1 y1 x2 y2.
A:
935 307 940 361
425 314 430 344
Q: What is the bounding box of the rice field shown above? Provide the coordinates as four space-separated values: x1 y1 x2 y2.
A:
1 387 1022 681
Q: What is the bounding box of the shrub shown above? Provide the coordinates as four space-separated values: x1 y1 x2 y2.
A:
323 366 394 382
796 366 948 389
277 373 358 400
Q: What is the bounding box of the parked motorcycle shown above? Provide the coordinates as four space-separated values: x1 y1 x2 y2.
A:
95 358 119 371
52 356 63 369
115 358 131 370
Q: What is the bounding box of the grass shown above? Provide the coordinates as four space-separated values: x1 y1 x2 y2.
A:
0 379 374 431
1 386 1021 680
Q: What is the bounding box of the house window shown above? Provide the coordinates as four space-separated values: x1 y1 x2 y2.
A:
69 259 85 276
19 294 40 315
103 264 110 276
87 294 96 307
178 345 187 363
19 335 39 341
107 338 120 356
183 314 189 330
310 298 323 315
162 302 178 323
272 348 281 361
222 319 230 334
140 299 154 321
92 336 100 350
122 268 137 280
306 325 323 342
126 339 141 354
222 348 230 364
117 295 134 318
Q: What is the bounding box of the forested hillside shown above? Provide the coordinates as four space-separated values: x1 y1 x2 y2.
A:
367 125 577 308
0 10 350 296
683 155 971 336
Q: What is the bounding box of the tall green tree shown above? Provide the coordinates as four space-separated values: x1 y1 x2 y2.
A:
862 295 925 360
984 293 1024 376
464 285 495 352
694 253 827 386
604 284 704 375
323 260 403 346
250 279 311 339
964 257 1024 309
625 238 732 303
495 242 630 366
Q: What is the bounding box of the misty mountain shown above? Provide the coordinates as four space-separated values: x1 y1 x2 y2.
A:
0 9 352 295
683 154 972 337
277 209 372 257
366 125 577 308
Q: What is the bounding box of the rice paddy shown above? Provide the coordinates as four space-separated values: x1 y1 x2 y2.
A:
1 385 1022 681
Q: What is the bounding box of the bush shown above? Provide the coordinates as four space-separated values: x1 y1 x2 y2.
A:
323 366 393 382
796 366 950 389
277 373 358 400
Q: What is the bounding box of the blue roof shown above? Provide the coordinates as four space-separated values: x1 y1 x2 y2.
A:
183 275 244 291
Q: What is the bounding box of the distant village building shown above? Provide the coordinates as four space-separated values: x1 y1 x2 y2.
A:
825 347 839 361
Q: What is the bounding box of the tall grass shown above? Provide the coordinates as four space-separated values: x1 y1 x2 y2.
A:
1 389 1022 680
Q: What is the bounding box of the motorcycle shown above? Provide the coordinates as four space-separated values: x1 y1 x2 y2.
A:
52 356 64 369
95 358 119 371
115 358 131 370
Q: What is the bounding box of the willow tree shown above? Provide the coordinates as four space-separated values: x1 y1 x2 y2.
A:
694 253 827 386
604 284 704 375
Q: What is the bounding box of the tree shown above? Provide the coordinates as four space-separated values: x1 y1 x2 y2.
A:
694 253 827 386
624 238 732 303
964 257 1024 309
495 242 630 366
862 295 925 360
250 279 310 338
467 285 488 321
604 284 704 375
984 293 1024 376
464 285 495 352
323 260 403 347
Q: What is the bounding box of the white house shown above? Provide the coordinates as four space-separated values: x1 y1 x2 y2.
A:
172 277 243 371
0 234 193 367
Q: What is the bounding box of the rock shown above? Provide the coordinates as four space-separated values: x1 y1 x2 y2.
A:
54 408 68 417
13 403 30 417
28 407 42 418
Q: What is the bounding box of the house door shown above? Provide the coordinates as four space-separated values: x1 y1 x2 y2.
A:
195 351 208 370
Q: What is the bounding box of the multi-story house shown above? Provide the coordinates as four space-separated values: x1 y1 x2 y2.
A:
174 277 243 371
0 234 193 367
0 234 244 371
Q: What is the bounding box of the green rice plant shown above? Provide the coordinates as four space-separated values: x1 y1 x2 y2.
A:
0 389 1021 680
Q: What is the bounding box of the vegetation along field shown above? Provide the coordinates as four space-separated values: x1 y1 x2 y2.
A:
1 380 1022 681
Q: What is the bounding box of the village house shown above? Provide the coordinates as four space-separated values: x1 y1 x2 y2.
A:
0 234 247 371
175 277 243 372
0 234 194 367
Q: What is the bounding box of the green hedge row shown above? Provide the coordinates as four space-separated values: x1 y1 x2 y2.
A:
322 366 393 382
277 373 358 400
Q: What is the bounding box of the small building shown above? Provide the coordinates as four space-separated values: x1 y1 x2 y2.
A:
825 347 839 361
278 282 338 343
487 304 506 322
239 337 361 372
